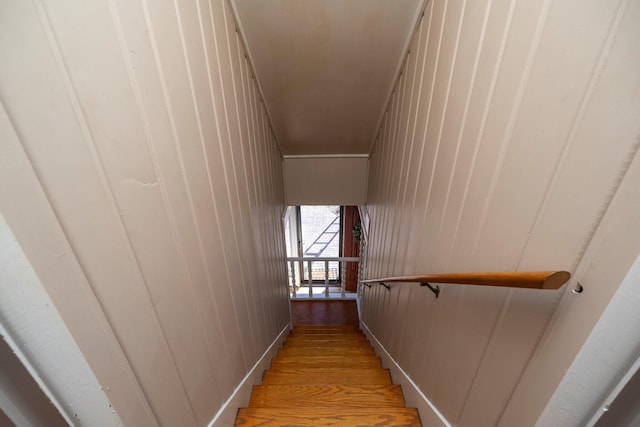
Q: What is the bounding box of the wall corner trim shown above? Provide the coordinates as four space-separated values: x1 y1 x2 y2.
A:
360 321 451 427
207 323 291 427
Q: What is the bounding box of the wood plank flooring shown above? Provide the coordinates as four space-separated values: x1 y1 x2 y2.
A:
291 300 359 326
235 325 421 426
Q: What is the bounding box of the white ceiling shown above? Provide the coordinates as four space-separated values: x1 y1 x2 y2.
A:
232 0 422 155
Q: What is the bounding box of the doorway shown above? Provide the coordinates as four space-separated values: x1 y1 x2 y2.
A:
298 205 342 283
284 205 360 298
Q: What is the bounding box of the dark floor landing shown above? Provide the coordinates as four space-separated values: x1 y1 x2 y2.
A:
291 300 359 326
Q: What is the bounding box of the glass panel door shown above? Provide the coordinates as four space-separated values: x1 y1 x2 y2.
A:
299 205 342 282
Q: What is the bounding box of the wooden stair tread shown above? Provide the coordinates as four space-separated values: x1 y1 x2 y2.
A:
236 407 421 426
286 334 366 342
250 385 405 408
292 326 360 334
285 340 370 348
273 354 380 362
271 356 381 369
278 347 375 357
235 325 421 425
262 368 391 385
291 331 364 337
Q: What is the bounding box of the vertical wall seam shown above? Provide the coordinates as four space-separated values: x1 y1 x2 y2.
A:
106 0 225 402
393 21 428 273
204 0 257 362
35 0 197 423
390 60 416 274
367 0 431 154
226 0 284 156
191 0 250 382
404 0 440 274
203 0 252 370
370 115 390 277
249 80 264 212
222 0 253 206
0 97 159 427
411 0 451 273
248 71 268 341
456 0 555 421
446 0 519 269
435 0 493 266
255 91 276 332
401 2 435 274
495 1 635 423
212 1 256 306
245 64 261 209
380 76 406 276
391 69 412 273
376 103 396 277
423 0 468 266
234 40 257 215
439 0 517 418
514 0 632 270
499 137 640 427
240 57 269 337
467 0 554 263
228 27 264 351
455 289 512 423
141 0 248 407
394 20 430 350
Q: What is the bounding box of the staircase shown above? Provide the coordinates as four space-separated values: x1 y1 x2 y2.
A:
235 324 421 426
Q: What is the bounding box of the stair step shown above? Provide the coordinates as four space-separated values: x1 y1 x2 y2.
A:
235 407 421 426
271 356 381 369
278 346 375 357
285 340 370 348
292 330 361 335
235 323 421 425
249 385 405 408
262 368 391 385
286 333 366 342
292 325 360 334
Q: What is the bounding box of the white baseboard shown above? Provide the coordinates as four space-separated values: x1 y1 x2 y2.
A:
360 321 451 427
208 324 290 427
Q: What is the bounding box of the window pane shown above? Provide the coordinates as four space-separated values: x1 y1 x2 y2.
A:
300 206 340 281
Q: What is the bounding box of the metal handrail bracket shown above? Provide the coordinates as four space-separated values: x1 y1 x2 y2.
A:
421 282 440 298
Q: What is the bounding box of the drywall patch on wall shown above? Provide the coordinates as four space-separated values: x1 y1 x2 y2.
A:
284 156 369 205
0 213 122 427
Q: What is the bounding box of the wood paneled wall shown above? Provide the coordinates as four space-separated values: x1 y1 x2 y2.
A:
363 0 640 425
0 0 289 425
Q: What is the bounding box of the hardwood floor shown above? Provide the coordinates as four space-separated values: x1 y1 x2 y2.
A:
290 300 359 326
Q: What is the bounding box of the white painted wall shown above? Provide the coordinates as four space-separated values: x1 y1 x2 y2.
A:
0 0 289 425
0 213 118 427
362 0 640 425
535 255 640 426
284 156 369 205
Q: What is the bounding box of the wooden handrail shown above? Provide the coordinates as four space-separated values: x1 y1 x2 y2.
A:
361 271 571 290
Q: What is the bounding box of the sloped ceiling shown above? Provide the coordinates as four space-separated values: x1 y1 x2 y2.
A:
232 0 422 155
